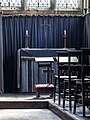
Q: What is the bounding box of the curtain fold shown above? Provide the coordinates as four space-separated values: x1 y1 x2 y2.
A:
0 14 3 93
2 15 84 92
84 13 90 47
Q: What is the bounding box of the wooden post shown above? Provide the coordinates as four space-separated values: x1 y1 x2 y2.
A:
25 30 29 48
63 30 67 48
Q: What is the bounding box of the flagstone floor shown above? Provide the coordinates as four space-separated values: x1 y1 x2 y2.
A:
0 93 90 120
0 109 62 120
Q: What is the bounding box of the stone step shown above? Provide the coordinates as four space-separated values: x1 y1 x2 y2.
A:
0 100 48 109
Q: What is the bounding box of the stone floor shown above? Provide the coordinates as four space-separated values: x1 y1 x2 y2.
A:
53 96 90 120
0 109 62 120
0 93 90 120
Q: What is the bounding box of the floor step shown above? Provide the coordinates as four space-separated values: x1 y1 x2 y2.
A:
0 100 48 109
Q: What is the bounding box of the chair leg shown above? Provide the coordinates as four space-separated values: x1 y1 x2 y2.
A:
50 92 53 98
69 81 72 111
63 91 66 108
36 91 40 98
58 79 60 105
69 94 72 111
54 78 56 103
82 80 85 117
83 100 85 117
73 84 78 114
63 81 66 108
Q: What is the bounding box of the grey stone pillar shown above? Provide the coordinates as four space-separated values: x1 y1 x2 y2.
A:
0 12 4 93
89 0 90 12
50 0 56 10
21 0 27 10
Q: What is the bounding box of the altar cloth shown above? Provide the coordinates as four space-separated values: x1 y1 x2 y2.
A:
17 48 75 92
35 57 54 62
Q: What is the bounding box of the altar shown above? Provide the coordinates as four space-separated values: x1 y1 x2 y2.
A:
17 48 73 92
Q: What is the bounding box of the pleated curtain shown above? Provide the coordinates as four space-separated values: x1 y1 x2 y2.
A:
2 15 84 92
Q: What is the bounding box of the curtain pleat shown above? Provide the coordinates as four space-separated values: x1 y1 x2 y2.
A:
84 13 90 47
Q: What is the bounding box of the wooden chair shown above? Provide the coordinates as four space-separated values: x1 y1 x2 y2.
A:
74 48 90 117
54 50 69 105
63 50 82 111
54 50 80 107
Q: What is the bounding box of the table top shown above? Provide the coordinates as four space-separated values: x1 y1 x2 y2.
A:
35 57 54 62
56 57 78 63
55 75 77 79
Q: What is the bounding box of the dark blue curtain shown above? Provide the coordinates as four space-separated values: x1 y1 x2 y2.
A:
84 13 90 47
2 15 84 92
